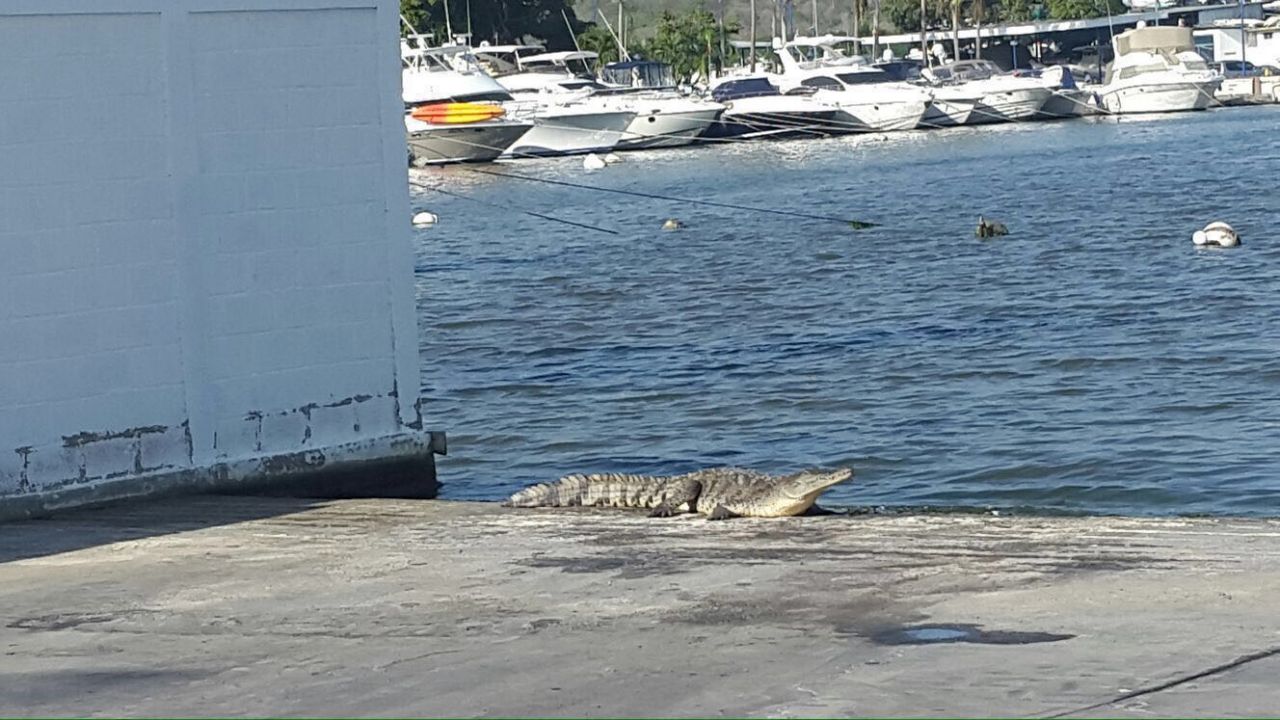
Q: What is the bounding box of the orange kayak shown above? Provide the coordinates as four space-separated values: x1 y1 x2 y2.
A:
410 102 506 124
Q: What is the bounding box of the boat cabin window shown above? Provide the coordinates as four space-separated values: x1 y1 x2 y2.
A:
1117 62 1170 79
1181 58 1209 71
800 75 845 90
836 70 892 85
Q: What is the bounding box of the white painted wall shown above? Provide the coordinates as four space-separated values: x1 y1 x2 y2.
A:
0 0 425 512
1196 26 1280 65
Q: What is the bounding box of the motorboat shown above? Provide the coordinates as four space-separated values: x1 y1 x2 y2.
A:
470 45 636 157
598 59 726 149
923 60 1053 124
872 59 977 128
1096 26 1222 114
771 36 933 132
702 76 846 139
1027 65 1100 118
401 40 531 165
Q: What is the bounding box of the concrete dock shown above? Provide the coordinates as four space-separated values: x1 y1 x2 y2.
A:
3 497 1280 717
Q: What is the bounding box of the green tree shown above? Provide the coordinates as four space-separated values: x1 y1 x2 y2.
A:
400 0 586 48
881 0 952 32
1045 0 1124 18
576 24 622 64
401 0 433 35
1000 0 1034 21
646 10 739 82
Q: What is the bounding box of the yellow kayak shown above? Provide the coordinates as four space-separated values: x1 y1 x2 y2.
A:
410 102 506 124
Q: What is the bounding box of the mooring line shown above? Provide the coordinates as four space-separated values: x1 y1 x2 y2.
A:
463 167 879 229
409 180 620 235
1045 644 1280 718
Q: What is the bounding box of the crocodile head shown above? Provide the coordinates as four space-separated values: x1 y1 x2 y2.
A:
770 467 855 515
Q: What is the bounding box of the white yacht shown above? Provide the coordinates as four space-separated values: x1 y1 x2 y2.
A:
871 60 977 127
923 60 1053 124
1097 26 1222 114
597 59 726 149
703 76 846 139
471 44 637 157
772 36 933 132
401 40 531 165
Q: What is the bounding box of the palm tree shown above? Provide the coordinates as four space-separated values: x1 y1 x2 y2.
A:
973 0 985 60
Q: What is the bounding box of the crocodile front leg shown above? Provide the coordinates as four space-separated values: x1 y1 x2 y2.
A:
707 504 739 520
648 478 702 518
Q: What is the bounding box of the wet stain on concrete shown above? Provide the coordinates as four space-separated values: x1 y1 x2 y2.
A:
870 623 1074 646
8 612 123 631
521 554 687 579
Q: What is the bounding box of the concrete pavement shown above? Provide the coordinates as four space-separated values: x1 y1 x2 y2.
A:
3 496 1280 716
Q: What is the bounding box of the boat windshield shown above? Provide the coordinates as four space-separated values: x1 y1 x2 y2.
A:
601 61 677 88
403 49 455 73
950 59 1003 80
559 79 608 91
711 77 780 100
836 70 892 85
475 51 523 76
524 56 597 78
799 75 845 91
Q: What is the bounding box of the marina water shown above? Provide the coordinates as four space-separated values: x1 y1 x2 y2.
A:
413 107 1280 516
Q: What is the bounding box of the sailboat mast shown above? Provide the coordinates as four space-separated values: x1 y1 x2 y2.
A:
750 0 759 71
919 0 927 62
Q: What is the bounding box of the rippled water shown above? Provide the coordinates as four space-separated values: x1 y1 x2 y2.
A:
412 107 1280 516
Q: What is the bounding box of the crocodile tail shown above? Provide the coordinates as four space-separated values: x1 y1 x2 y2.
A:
504 474 594 507
504 473 666 508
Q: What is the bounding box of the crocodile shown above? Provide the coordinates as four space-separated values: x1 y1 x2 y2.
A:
503 466 854 520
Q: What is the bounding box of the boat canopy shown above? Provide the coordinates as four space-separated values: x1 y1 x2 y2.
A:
1113 25 1195 55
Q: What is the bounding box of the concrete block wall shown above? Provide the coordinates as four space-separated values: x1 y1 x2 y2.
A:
0 0 428 517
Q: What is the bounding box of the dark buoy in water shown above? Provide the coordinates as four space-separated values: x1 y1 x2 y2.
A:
975 216 1009 238
662 218 684 231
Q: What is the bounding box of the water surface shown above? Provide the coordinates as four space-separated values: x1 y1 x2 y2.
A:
412 107 1280 515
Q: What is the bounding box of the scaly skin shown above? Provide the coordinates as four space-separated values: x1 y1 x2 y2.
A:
503 467 854 519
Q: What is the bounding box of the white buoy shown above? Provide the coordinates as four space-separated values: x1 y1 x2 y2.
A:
662 218 684 231
1193 221 1239 248
582 153 606 171
603 152 623 165
412 211 438 227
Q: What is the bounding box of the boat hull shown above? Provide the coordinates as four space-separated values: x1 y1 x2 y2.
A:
1036 89 1100 119
616 107 723 149
705 94 847 139
966 87 1053 124
835 99 929 132
504 110 635 158
921 96 976 127
406 122 532 165
1099 80 1219 114
705 108 845 139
